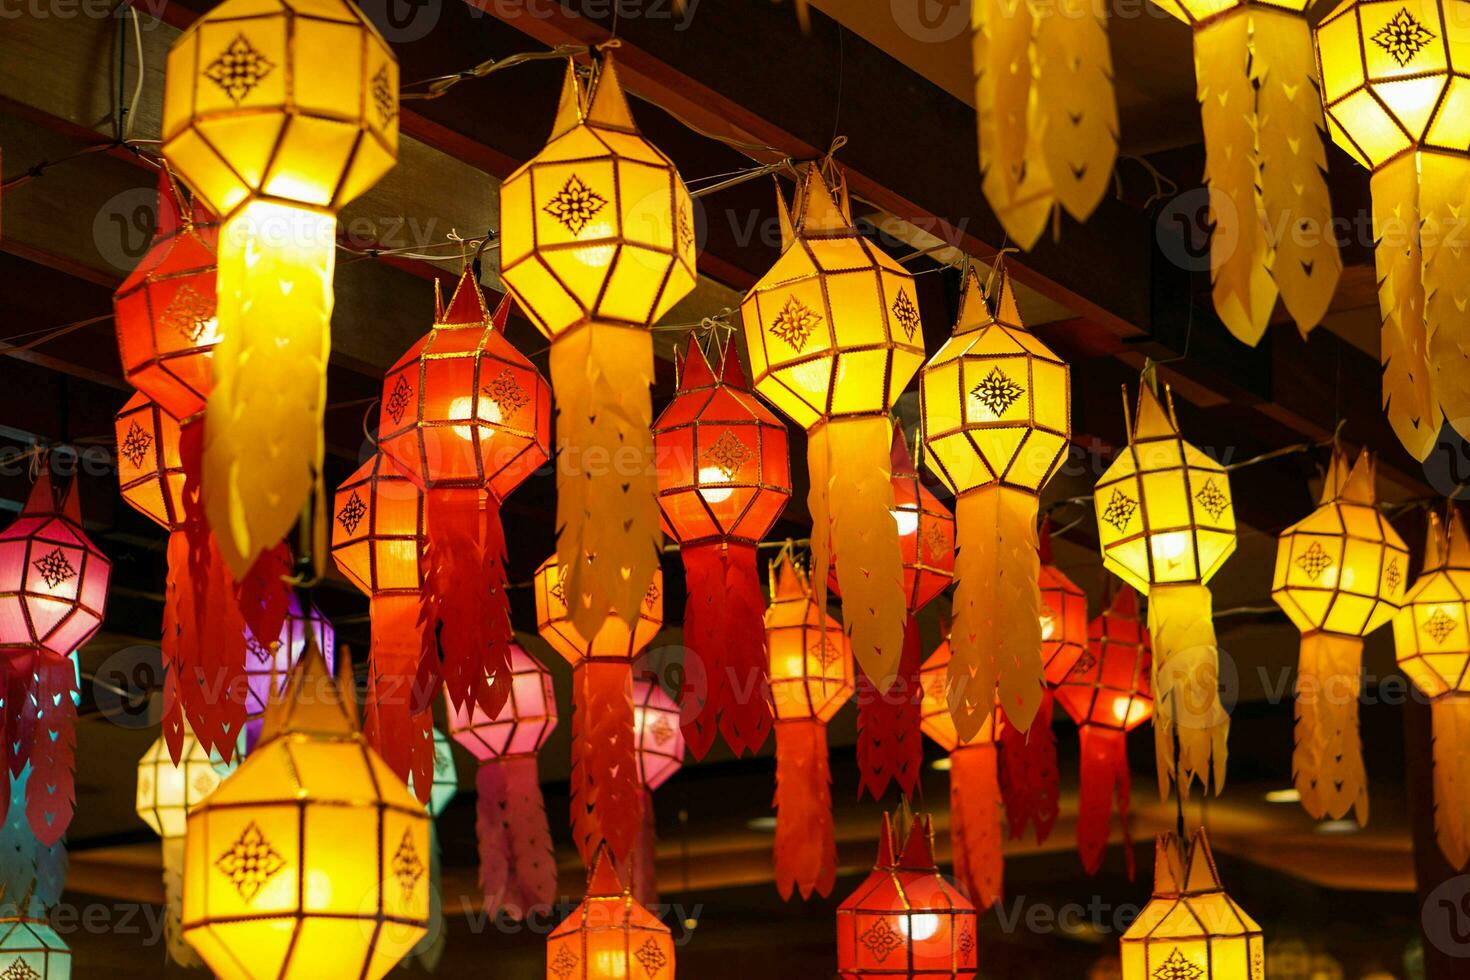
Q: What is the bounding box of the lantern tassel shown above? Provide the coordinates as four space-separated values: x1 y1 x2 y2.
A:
1031 0 1117 225
160 530 189 764
1000 693 1060 844
949 743 1004 911
1148 583 1229 799
27 653 77 845
475 760 516 917
1422 151 1470 447
365 593 436 804
974 0 1052 248
631 787 658 907
502 754 557 916
1432 697 1470 870
1076 725 1135 878
162 837 201 967
570 661 643 863
856 613 924 801
773 717 836 900
1293 631 1367 823
1 652 37 787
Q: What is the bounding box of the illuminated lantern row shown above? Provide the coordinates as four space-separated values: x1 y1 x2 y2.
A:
629 675 685 907
652 338 791 759
379 269 551 718
766 550 854 899
920 262 1070 740
1272 448 1405 823
500 53 694 646
836 812 978 980
1120 830 1264 979
545 843 675 980
242 593 334 750
1314 0 1470 460
1095 379 1234 799
1149 0 1340 344
741 162 923 695
0 471 110 843
1055 586 1153 876
1396 508 1470 868
162 0 399 577
535 554 663 864
447 644 558 919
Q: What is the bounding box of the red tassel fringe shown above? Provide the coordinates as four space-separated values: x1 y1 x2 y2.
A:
570 661 642 864
773 718 836 900
999 692 1060 844
1077 725 1135 878
950 743 1003 911
856 613 923 801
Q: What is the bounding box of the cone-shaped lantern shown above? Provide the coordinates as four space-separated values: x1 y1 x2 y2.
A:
545 842 675 980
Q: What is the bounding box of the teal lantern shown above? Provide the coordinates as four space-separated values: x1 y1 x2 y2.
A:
0 917 70 979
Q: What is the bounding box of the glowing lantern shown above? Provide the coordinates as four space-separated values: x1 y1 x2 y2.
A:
545 843 675 980
919 262 1070 740
1054 586 1153 876
182 647 429 979
379 269 551 718
1395 508 1470 867
765 549 854 899
446 644 558 919
420 727 459 819
1120 830 1264 979
1094 378 1234 799
162 0 400 576
1272 448 1405 823
836 812 979 979
627 674 684 907
1314 0 1470 459
0 471 109 843
242 594 334 750
0 918 69 980
499 52 694 648
740 162 924 696
652 338 791 759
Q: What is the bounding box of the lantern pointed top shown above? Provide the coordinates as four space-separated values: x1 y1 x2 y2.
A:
1318 447 1351 505
586 53 636 132
1423 511 1447 572
1151 833 1184 896
1182 828 1224 895
792 163 851 235
438 268 492 327
898 813 937 869
773 176 795 252
1447 508 1470 569
717 341 749 388
890 422 918 478
769 549 811 601
1338 449 1377 507
585 841 630 898
955 263 991 332
1131 381 1179 442
550 59 586 141
874 812 897 868
1109 583 1140 618
992 264 1022 328
259 637 355 745
674 337 716 391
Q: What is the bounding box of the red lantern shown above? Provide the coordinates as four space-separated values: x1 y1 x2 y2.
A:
379 268 552 719
652 338 791 760
0 470 110 842
545 843 675 980
628 673 685 906
1055 585 1154 876
836 812 979 979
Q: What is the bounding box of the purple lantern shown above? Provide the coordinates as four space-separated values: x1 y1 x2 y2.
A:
243 594 335 749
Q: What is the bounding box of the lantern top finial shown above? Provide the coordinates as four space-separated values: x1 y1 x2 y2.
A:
258 638 354 745
585 841 630 898
790 163 853 236
955 261 1024 336
1131 380 1179 441
769 549 811 601
434 268 501 328
549 52 637 141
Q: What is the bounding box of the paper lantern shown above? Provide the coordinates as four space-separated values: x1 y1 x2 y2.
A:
499 53 694 649
545 843 675 980
447 644 558 920
652 338 791 759
0 918 69 980
379 269 552 719
0 471 109 843
765 549 854 900
1055 586 1153 876
1120 830 1264 979
419 727 459 819
836 812 979 979
628 674 685 907
919 262 1070 740
162 0 400 576
1094 379 1234 799
1272 448 1406 823
242 594 335 750
182 647 429 979
740 163 923 704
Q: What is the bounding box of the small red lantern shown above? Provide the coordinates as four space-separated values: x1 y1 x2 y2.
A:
545 843 675 980
628 673 685 906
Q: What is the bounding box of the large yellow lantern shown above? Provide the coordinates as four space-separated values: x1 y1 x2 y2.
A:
1314 0 1470 460
919 262 1069 740
741 162 924 693
1094 378 1235 798
499 53 694 643
162 0 399 576
1271 449 1406 823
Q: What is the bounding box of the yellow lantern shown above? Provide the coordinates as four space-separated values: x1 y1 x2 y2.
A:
1271 449 1406 823
499 53 695 642
1147 0 1341 343
919 262 1069 739
162 0 399 576
1120 830 1264 979
1094 377 1234 798
1314 0 1470 460
1394 508 1470 867
741 162 924 692
182 646 428 979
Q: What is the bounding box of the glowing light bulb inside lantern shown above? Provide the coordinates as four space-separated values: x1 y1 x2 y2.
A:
901 912 941 942
891 506 919 537
446 393 503 442
1150 530 1189 569
698 465 734 504
573 219 618 269
1111 696 1132 725
1040 611 1057 641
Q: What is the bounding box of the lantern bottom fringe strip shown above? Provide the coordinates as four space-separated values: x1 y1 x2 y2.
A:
26 654 77 845
1293 631 1368 824
475 756 558 920
1076 726 1135 878
1000 691 1060 845
166 530 250 766
366 593 436 805
856 613 924 801
162 837 201 967
0 652 36 788
629 787 658 908
949 742 1003 911
1433 697 1470 870
1147 583 1230 800
774 717 836 900
571 661 643 864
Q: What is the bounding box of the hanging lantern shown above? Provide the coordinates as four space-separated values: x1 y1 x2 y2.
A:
918 636 1002 910
628 673 684 907
1272 448 1406 823
836 811 979 979
242 594 335 749
379 269 551 718
0 918 69 980
652 337 791 760
919 262 1070 740
446 644 558 920
1395 507 1470 868
1054 585 1153 876
499 52 694 647
420 727 460 819
1094 378 1234 799
182 646 429 979
1120 830 1264 979
765 549 854 900
1148 0 1341 343
0 471 110 844
162 0 400 576
545 842 675 980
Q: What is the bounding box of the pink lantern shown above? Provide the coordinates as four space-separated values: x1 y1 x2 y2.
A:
243 595 335 749
628 673 685 906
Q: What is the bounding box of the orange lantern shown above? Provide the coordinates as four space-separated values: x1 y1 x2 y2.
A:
628 674 685 907
545 843 675 980
652 338 791 759
836 812 979 979
1055 585 1153 876
379 269 552 718
766 549 854 899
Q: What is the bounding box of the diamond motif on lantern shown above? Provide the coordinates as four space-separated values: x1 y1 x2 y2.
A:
634 936 669 976
204 34 274 103
0 959 40 980
703 428 751 479
120 421 153 469
160 281 217 343
549 946 578 980
1295 541 1333 581
1372 8 1435 66
1386 556 1402 591
371 64 396 126
859 919 904 962
1425 608 1457 644
336 492 367 535
1152 948 1205 980
809 633 841 669
483 368 530 417
32 548 76 589
970 365 1025 417
543 174 607 235
768 296 822 351
385 374 413 425
392 829 425 899
215 821 286 902
892 288 921 341
1194 478 1229 521
650 712 675 747
1102 489 1139 533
